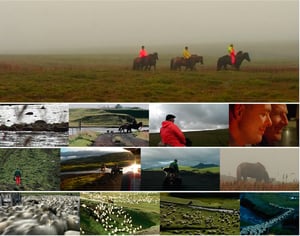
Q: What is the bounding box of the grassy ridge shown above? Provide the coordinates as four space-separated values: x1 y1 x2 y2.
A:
150 129 229 146
61 152 136 172
147 165 219 174
160 193 239 210
69 108 149 127
0 54 297 102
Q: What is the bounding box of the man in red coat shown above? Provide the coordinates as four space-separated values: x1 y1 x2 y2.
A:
160 114 186 146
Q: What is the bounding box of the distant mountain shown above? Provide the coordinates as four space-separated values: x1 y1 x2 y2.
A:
193 163 219 169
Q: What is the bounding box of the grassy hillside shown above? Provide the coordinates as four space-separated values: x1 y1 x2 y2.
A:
61 152 137 172
80 192 160 235
150 129 229 146
0 149 60 190
69 108 149 127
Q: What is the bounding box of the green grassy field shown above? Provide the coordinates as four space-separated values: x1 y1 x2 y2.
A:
0 53 297 102
160 193 240 235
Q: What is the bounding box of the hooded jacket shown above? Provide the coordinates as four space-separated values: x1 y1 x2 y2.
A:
160 121 186 146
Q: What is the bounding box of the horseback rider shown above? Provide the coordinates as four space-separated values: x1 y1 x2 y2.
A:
139 45 148 58
169 159 179 177
139 45 148 68
160 114 186 146
183 46 192 67
228 44 236 65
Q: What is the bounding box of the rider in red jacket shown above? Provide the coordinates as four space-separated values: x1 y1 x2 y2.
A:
160 114 186 147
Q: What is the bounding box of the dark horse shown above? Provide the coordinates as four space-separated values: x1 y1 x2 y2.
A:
217 51 250 71
170 54 203 71
119 122 143 133
132 53 159 71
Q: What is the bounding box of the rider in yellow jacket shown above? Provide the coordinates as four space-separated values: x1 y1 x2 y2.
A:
183 46 191 59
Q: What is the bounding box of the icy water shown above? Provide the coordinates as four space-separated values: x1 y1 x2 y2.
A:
0 131 68 147
0 104 68 126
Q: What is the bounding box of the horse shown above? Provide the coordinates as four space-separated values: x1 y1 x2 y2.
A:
170 54 203 71
217 51 250 71
144 52 159 70
132 53 159 71
132 57 143 70
119 121 143 133
119 123 130 133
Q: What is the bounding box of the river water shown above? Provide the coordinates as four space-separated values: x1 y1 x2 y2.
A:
0 131 68 147
69 126 148 135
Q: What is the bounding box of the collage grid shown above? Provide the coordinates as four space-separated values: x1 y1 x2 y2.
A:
0 0 298 235
0 103 299 235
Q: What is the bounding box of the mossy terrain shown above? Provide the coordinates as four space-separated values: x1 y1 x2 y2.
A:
0 149 60 190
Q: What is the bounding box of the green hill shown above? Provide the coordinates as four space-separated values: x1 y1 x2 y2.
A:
0 149 60 191
69 108 149 127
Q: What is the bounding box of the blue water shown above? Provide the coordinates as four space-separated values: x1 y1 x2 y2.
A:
240 205 265 225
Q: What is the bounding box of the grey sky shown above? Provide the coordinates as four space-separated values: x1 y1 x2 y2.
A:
220 148 299 182
0 0 298 53
150 103 228 132
141 148 219 169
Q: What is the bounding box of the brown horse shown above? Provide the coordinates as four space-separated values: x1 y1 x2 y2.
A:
143 53 159 71
132 53 159 70
170 54 203 71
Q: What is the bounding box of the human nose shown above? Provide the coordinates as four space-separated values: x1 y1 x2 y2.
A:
265 113 272 127
281 113 289 126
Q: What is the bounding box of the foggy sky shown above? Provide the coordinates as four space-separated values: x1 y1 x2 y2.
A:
220 148 299 182
141 148 219 169
0 0 298 53
150 103 228 132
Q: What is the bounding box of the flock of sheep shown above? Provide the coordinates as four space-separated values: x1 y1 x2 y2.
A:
241 203 295 235
160 201 240 235
0 195 80 235
81 201 143 235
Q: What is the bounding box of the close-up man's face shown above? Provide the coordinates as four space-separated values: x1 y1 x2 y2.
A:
239 104 272 145
263 104 289 144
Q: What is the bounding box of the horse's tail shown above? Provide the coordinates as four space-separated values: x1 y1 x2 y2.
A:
216 58 222 71
170 58 174 70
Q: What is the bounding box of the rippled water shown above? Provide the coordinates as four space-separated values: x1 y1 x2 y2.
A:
0 131 68 147
69 126 149 135
69 127 120 135
0 104 68 126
